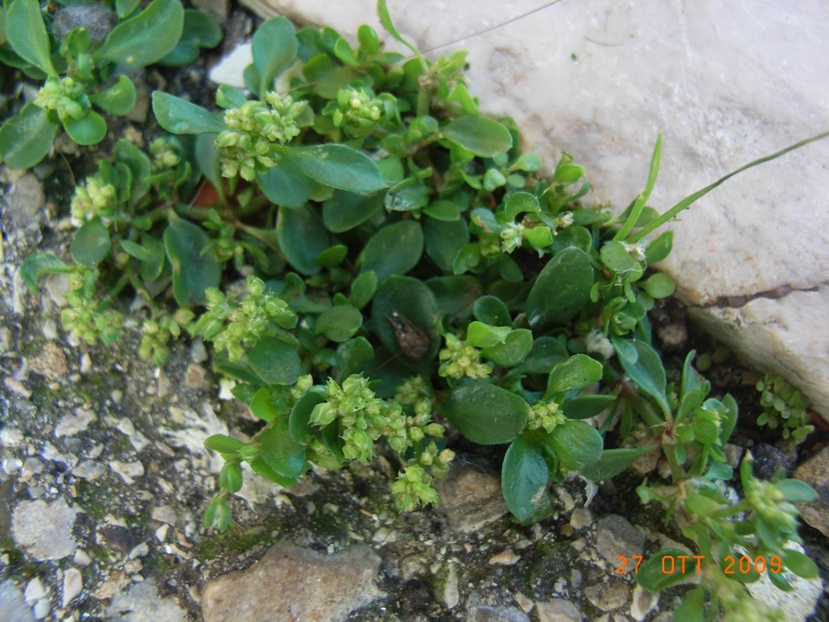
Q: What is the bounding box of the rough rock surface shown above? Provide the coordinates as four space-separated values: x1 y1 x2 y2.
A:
232 0 829 419
201 541 383 622
11 499 80 561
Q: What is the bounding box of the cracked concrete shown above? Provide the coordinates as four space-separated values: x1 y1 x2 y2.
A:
229 0 829 419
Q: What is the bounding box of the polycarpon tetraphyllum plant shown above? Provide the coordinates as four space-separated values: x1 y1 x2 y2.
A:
11 1 829 618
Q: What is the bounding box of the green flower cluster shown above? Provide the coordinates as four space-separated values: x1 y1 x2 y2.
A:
61 268 123 345
391 452 453 512
149 137 181 171
70 174 118 223
214 93 307 180
714 575 783 622
743 474 799 535
194 275 297 362
34 76 90 124
139 308 195 365
439 334 492 379
324 86 388 136
311 375 403 462
528 400 566 433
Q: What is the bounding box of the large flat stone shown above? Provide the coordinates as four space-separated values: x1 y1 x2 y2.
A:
231 0 829 418
201 541 383 622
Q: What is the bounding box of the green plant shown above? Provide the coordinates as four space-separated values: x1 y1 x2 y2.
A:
0 0 220 168
11 0 828 617
755 373 814 448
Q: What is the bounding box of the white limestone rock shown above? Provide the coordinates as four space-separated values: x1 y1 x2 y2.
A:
230 0 829 418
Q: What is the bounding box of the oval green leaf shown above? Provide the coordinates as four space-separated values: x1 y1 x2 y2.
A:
89 75 137 116
63 111 107 146
443 381 528 445
336 337 374 378
252 16 298 96
70 219 111 266
362 220 423 283
6 0 54 74
481 328 533 368
322 189 385 232
96 0 184 67
285 144 385 193
423 216 468 272
163 212 221 305
247 336 302 386
473 295 511 327
371 276 439 362
442 115 513 158
547 420 602 470
526 247 593 330
0 103 58 170
277 204 329 275
314 304 363 343
152 91 225 135
546 354 603 396
502 435 552 524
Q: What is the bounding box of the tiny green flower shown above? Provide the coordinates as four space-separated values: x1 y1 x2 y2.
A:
439 334 492 379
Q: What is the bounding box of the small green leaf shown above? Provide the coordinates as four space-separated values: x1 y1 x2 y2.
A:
601 241 640 273
120 240 151 261
526 247 593 330
781 548 819 579
250 456 297 488
63 111 107 146
642 272 675 298
160 9 222 66
349 271 378 309
504 192 540 220
283 143 385 193
423 200 460 221
635 549 698 592
562 394 619 420
322 189 385 232
423 217 468 272
426 276 483 317
252 16 298 96
442 115 513 158
466 321 511 348
277 204 330 275
336 337 374 378
517 337 569 374
19 253 73 293
774 479 818 503
248 337 302 386
257 159 313 209
138 235 165 282
89 75 137 116
96 0 184 67
204 434 246 453
258 415 306 480
152 92 225 135
0 103 58 170
249 386 278 421
314 305 363 342
6 0 54 74
579 445 656 480
116 0 141 18
547 420 602 470
289 389 325 444
546 354 603 396
481 329 533 367
362 220 423 283
163 212 221 305
70 219 111 266
645 230 673 263
443 381 528 445
473 295 511 327
613 338 670 417
502 435 552 524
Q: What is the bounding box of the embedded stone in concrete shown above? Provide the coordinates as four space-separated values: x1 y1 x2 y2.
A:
435 465 509 533
793 446 829 538
104 580 188 622
11 499 80 561
201 541 383 622
232 0 829 420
